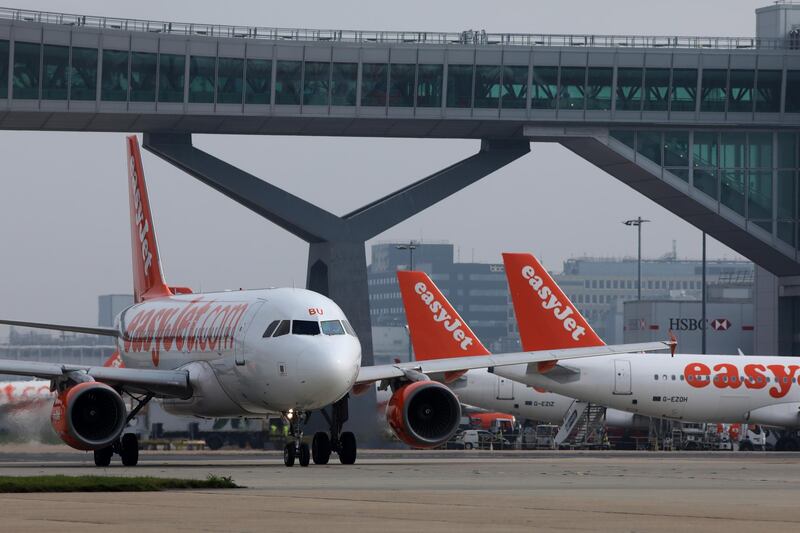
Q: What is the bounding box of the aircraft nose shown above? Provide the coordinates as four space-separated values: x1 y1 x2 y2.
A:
300 337 361 407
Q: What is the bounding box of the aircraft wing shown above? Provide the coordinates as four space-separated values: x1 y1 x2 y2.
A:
355 340 671 384
0 359 191 399
0 319 119 337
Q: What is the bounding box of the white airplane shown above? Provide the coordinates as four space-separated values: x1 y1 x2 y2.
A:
495 252 800 450
0 136 671 467
395 270 650 430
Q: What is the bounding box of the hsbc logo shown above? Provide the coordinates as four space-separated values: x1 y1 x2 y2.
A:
710 318 731 331
668 318 732 332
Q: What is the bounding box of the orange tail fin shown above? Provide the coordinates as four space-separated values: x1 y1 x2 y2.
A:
103 351 125 368
502 253 604 351
397 271 490 360
126 136 171 303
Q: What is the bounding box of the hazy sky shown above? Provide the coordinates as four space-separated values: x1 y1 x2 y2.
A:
0 0 768 327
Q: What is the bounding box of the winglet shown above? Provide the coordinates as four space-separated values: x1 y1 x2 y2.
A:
502 252 604 351
397 271 490 360
126 136 172 303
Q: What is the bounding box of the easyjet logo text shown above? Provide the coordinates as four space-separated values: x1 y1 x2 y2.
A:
123 299 249 363
414 282 474 350
520 265 586 341
129 155 154 275
684 362 800 399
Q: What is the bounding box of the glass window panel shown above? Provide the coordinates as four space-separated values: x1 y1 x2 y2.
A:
610 130 635 150
788 71 800 113
446 64 472 108
668 168 690 182
636 131 662 165
12 42 40 99
245 58 271 105
70 47 97 101
158 53 185 103
303 61 330 105
778 133 797 168
217 57 243 104
42 44 68 100
777 170 796 245
728 69 754 113
755 70 781 113
701 69 727 112
586 67 612 110
616 68 643 111
416 64 442 107
693 132 719 199
188 56 214 103
275 60 302 105
361 62 387 107
531 66 558 109
558 67 585 110
720 132 746 168
389 63 414 107
721 169 746 215
0 40 7 98
101 49 129 102
331 62 356 106
749 170 773 231
130 52 156 102
643 68 669 111
500 65 527 109
664 131 690 167
292 320 320 336
670 68 697 112
474 65 501 108
749 132 772 169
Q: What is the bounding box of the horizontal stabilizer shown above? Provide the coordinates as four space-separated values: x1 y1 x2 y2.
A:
0 319 119 338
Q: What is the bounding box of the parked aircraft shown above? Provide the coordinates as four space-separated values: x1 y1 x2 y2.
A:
0 137 670 467
498 252 800 450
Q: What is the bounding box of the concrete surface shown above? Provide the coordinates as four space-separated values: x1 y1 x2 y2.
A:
1 446 799 532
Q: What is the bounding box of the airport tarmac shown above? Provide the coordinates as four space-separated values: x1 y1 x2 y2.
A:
1 445 800 532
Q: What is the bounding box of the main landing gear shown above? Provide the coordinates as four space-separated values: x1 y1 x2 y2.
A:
282 396 357 467
93 393 152 467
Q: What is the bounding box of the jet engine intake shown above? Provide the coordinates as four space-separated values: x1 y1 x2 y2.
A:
386 381 461 448
50 382 127 451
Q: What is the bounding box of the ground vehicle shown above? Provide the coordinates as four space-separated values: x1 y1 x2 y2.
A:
455 429 512 450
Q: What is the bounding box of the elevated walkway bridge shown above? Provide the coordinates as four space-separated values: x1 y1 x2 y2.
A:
0 6 799 362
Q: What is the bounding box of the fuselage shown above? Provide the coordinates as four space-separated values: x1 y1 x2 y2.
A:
115 287 362 416
494 353 800 427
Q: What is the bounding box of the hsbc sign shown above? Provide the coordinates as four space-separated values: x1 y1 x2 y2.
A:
668 318 733 332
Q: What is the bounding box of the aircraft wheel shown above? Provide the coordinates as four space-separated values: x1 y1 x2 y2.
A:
205 435 224 450
464 442 474 450
120 434 139 467
299 443 311 467
338 431 357 465
312 432 331 465
283 443 296 467
94 446 113 467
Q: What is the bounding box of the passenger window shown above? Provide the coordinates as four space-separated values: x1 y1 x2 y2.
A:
292 320 321 335
671 375 676 381
321 320 345 335
686 375 693 381
680 375 685 381
342 320 357 336
263 320 280 338
273 320 290 337
654 374 659 380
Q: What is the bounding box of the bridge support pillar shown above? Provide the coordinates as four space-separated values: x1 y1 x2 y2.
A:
142 132 529 440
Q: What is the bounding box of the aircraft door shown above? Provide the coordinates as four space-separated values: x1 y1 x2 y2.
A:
613 360 632 395
496 376 514 400
234 301 265 366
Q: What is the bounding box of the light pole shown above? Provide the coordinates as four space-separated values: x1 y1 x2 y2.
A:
623 218 650 302
396 241 418 362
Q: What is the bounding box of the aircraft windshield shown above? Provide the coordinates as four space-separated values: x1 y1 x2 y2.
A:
292 320 321 336
321 320 345 335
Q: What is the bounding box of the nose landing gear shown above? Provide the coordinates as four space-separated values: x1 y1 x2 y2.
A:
283 410 311 467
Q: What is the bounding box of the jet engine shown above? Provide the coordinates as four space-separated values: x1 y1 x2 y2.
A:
50 382 127 451
386 381 461 448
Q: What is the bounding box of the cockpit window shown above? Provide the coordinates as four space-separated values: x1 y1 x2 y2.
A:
273 320 291 337
321 320 345 335
292 320 321 336
342 320 357 337
263 320 280 338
